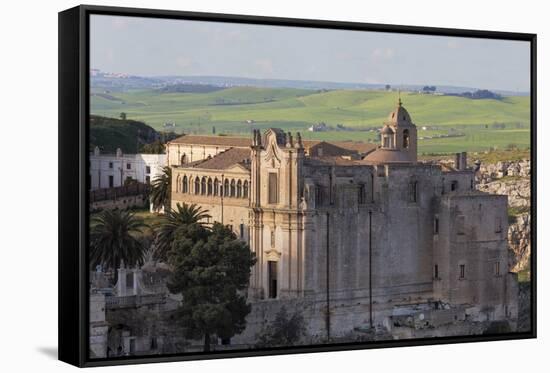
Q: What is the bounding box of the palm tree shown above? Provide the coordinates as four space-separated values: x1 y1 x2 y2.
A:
150 166 172 213
154 203 211 261
90 209 147 284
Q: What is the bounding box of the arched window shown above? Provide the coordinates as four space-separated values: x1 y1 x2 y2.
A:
181 153 187 165
243 180 249 198
403 129 410 149
214 178 219 196
182 175 188 193
383 136 390 148
230 179 236 197
224 179 229 197
194 177 200 195
237 180 242 198
207 178 213 195
201 177 206 195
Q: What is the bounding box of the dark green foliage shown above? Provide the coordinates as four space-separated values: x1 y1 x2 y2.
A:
89 115 159 153
256 306 306 348
166 222 256 351
140 140 166 154
153 203 211 261
149 166 172 213
90 209 147 280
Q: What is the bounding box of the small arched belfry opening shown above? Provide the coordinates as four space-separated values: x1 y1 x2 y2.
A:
181 153 187 165
403 129 410 149
381 126 394 149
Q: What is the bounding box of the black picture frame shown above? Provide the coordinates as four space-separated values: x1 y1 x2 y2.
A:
59 4 537 367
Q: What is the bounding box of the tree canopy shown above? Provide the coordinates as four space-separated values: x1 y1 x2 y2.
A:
90 209 147 282
150 166 172 213
153 203 211 261
166 222 256 351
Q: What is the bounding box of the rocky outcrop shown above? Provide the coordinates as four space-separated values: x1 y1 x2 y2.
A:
477 159 531 183
508 213 531 272
475 159 531 272
477 177 530 208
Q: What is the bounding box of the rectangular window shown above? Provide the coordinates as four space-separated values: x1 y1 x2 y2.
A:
108 175 114 188
108 162 113 169
494 261 500 276
268 261 278 299
358 184 366 204
126 163 131 170
145 176 150 184
239 223 244 239
459 264 465 279
409 181 418 202
315 186 323 207
268 172 278 204
457 215 465 235
146 166 151 174
434 217 439 234
434 264 439 279
451 180 458 191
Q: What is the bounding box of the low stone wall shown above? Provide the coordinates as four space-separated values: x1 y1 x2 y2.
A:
91 194 148 211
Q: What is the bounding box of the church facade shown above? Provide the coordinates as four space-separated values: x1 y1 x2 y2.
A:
167 101 518 337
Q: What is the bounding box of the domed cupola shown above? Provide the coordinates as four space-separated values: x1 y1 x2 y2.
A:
363 98 418 164
385 98 413 127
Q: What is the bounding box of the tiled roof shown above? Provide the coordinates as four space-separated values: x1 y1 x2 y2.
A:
169 134 376 155
308 142 357 157
187 147 251 170
331 141 377 155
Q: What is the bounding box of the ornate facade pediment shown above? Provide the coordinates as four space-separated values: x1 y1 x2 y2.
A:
265 249 281 261
264 143 282 166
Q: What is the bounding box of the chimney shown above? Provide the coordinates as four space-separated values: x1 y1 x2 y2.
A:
460 152 467 170
455 153 461 170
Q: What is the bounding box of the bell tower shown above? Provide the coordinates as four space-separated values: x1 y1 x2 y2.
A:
382 98 418 162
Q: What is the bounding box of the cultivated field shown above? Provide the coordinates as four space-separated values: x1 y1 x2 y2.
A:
91 87 530 154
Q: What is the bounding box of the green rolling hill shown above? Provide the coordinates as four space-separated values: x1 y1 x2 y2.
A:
91 87 530 154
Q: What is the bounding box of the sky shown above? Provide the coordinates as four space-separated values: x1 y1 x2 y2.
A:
90 15 531 92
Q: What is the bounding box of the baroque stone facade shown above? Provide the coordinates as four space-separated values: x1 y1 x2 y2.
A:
168 101 518 338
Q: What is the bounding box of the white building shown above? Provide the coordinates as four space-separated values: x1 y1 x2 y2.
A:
89 147 166 190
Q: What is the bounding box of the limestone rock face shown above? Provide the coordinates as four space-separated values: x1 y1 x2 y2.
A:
508 213 531 272
476 159 531 272
477 160 531 185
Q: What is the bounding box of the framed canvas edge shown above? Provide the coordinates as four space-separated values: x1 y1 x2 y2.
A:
58 4 537 368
